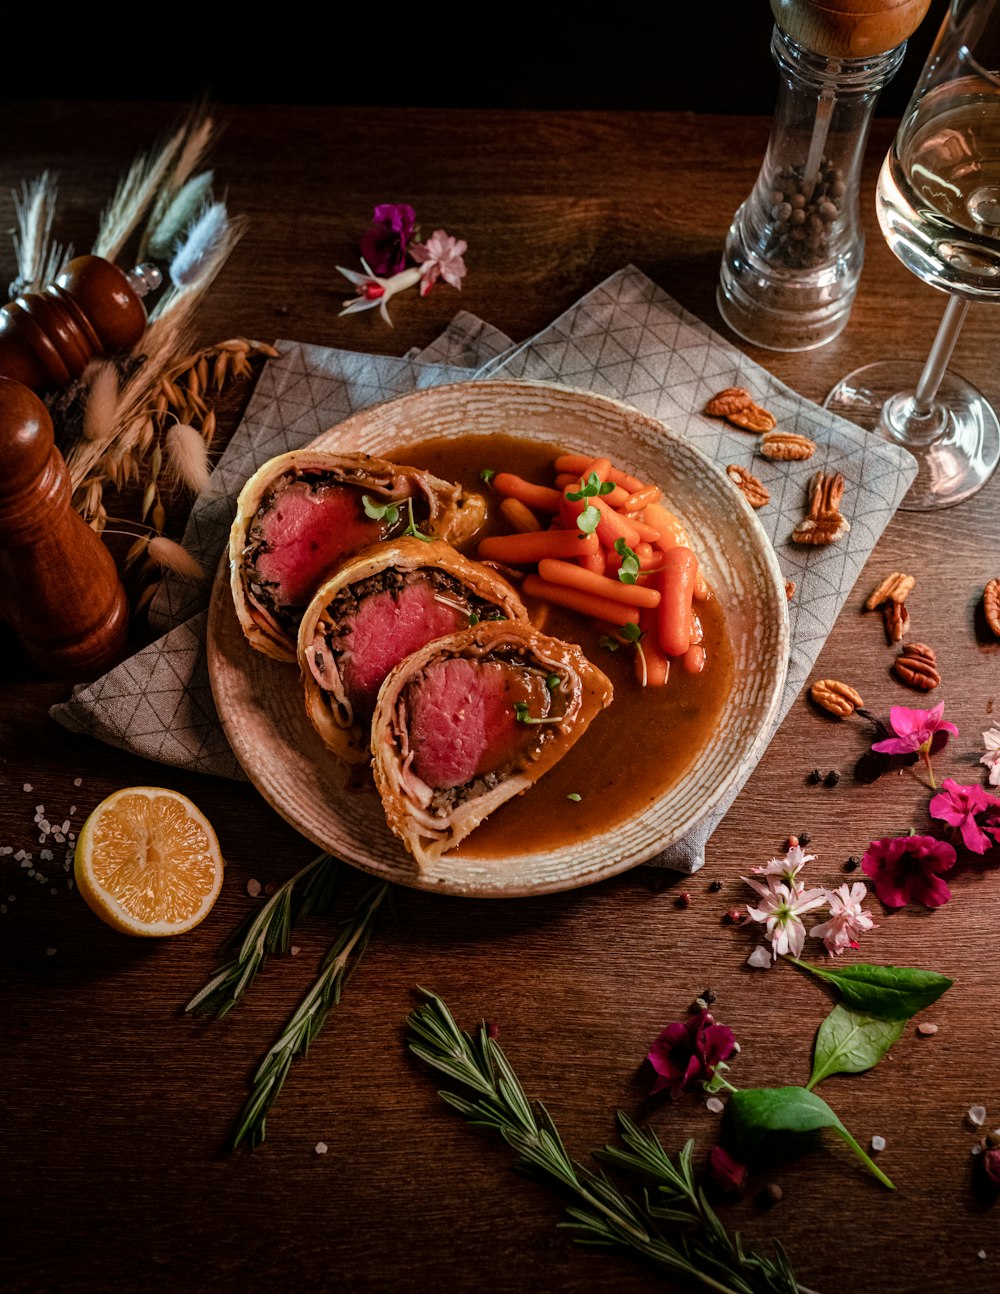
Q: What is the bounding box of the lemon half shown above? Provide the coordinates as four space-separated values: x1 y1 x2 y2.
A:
74 787 224 937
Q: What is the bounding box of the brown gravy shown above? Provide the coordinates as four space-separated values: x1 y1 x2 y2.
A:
391 434 734 858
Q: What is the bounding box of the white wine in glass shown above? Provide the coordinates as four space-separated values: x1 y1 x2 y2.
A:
825 0 1000 510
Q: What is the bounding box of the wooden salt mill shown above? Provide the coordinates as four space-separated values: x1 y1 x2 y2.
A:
0 377 128 677
0 255 160 394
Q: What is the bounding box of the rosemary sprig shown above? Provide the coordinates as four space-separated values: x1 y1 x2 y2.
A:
184 851 342 1020
230 882 389 1151
407 990 809 1294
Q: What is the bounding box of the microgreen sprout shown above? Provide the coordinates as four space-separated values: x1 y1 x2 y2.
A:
621 621 648 687
468 611 480 626
513 702 562 726
598 635 621 652
402 497 433 542
566 792 582 802
614 537 640 585
479 468 496 486
566 471 615 502
577 504 600 536
546 674 561 691
362 494 400 525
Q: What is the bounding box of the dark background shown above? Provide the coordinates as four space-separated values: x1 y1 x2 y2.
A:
3 2 949 114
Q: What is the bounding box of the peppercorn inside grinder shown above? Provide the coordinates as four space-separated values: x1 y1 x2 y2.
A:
717 0 931 352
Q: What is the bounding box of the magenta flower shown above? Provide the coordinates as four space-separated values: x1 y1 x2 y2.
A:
929 778 1000 854
708 1145 747 1195
870 702 958 788
360 203 416 277
983 1145 1000 1187
646 1010 737 1099
410 229 467 296
861 834 957 909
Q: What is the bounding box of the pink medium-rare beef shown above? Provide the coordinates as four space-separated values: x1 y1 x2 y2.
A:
406 658 546 790
337 581 466 714
252 482 383 611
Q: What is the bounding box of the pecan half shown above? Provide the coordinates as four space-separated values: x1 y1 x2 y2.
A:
984 578 1000 638
893 641 940 690
705 387 754 417
759 430 817 461
792 471 850 546
726 464 770 508
882 598 910 644
865 572 915 610
728 404 778 433
810 678 864 718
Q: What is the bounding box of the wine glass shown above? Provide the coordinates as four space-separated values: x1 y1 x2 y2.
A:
825 0 1000 510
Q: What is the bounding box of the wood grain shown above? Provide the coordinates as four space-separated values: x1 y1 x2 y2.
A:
1 103 999 1294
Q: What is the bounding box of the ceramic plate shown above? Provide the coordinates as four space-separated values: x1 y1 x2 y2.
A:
207 380 789 896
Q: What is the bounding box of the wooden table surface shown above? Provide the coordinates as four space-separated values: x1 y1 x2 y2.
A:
2 102 999 1294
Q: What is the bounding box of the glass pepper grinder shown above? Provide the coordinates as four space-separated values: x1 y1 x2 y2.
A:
717 0 931 352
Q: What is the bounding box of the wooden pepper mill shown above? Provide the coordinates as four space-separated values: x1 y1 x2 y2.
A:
0 255 160 394
0 376 129 678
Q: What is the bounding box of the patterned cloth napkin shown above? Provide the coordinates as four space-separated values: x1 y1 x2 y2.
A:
51 267 917 871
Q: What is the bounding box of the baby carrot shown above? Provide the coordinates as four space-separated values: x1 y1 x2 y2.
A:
499 497 543 532
643 502 690 550
683 644 707 674
493 473 563 513
556 471 630 509
656 546 698 657
553 453 647 494
624 484 662 511
637 606 670 687
478 529 599 564
626 515 662 544
537 558 661 608
522 574 639 627
578 549 607 576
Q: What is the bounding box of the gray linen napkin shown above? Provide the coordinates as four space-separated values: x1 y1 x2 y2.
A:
51 268 917 872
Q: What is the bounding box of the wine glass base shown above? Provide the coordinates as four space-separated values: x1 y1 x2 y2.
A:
825 360 1000 510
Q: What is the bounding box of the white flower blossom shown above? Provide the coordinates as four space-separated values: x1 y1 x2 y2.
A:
743 875 827 960
981 725 1000 788
750 843 816 889
810 882 878 956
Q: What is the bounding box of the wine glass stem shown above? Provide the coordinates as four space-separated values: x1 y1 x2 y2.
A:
912 295 970 415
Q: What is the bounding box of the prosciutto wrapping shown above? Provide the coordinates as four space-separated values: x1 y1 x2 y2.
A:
298 538 528 763
371 621 613 866
229 449 486 661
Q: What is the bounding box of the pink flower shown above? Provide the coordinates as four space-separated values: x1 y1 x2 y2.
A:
410 229 467 296
743 875 827 959
708 1145 747 1195
982 1145 1000 1187
810 882 877 955
750 842 814 887
870 702 958 788
360 203 416 277
861 834 957 909
646 1010 737 1099
929 778 1000 854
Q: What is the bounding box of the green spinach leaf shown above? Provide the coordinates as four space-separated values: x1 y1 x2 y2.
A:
789 958 952 1020
807 1005 905 1089
730 1086 895 1190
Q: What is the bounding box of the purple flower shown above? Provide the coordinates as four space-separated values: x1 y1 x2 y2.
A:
861 834 957 909
870 702 958 788
359 203 416 277
929 778 1000 854
646 1009 737 1099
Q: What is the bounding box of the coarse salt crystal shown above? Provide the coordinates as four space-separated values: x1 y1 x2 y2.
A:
706 1096 725 1114
73 778 82 787
60 820 70 834
972 1144 983 1156
871 1135 886 1152
70 806 77 815
747 946 773 969
0 846 11 855
314 1142 328 1155
917 1022 939 1036
246 879 262 897
7 895 14 902
40 850 53 861
40 821 51 834
50 888 57 896
53 833 65 844
45 947 56 956
14 850 25 861
969 1106 987 1127
978 1250 987 1260
23 783 32 792
290 946 301 956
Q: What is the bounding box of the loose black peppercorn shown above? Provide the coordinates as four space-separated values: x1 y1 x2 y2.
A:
807 769 823 784
708 879 723 893
701 988 717 1005
844 855 860 872
824 769 841 787
799 832 811 846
